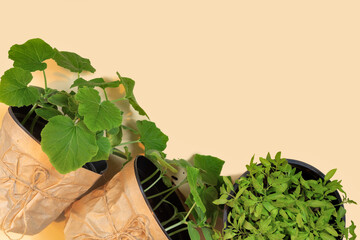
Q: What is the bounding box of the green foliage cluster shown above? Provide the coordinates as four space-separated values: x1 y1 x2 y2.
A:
145 152 226 240
0 38 167 174
213 152 357 240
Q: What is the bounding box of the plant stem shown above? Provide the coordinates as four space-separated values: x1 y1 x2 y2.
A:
183 202 196 220
43 70 48 90
165 220 186 233
21 104 38 126
144 173 163 193
164 203 196 232
112 148 127 159
147 180 186 200
121 125 138 134
141 168 160 185
30 115 39 135
168 227 188 237
111 97 126 103
117 139 140 147
103 88 109 101
153 179 187 211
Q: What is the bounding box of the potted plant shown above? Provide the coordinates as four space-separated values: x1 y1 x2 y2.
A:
0 38 160 237
213 152 357 240
64 133 226 240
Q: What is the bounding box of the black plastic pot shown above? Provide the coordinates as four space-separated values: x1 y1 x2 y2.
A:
223 159 345 239
9 106 107 174
135 156 190 240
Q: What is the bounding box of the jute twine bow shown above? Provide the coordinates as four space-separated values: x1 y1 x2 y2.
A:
71 188 153 240
74 215 152 240
0 147 74 240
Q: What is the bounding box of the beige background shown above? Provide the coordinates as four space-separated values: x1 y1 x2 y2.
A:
0 1 359 239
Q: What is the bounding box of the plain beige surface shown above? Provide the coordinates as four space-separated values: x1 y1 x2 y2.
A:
0 1 359 239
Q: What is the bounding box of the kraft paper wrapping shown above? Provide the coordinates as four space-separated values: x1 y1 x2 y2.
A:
64 159 169 240
0 108 103 238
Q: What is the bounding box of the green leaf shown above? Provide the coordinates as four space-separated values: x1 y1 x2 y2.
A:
319 231 336 240
41 116 98 174
117 72 148 118
324 169 337 183
137 120 168 151
325 226 338 237
48 92 70 107
201 227 213 240
53 48 95 73
106 127 123 147
193 154 225 186
91 136 111 162
35 107 62 120
0 67 41 107
187 221 200 240
71 78 120 89
349 221 357 240
76 87 123 132
306 200 327 208
8 38 54 72
187 166 206 213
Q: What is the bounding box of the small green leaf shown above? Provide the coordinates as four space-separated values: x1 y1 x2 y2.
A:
8 38 54 72
137 120 168 151
0 68 40 107
117 72 148 118
349 221 357 240
187 166 206 213
53 49 95 73
187 221 200 240
106 127 123 147
325 226 338 237
320 231 336 240
91 136 111 162
71 78 120 89
306 200 327 208
324 169 337 183
41 116 98 174
194 154 225 186
35 107 62 120
76 87 123 132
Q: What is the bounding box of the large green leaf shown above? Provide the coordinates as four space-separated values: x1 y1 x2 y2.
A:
53 49 95 73
137 120 168 151
0 68 40 106
194 154 225 186
35 107 62 120
75 87 123 132
91 136 111 162
71 78 120 89
8 38 54 72
117 73 148 118
41 115 98 174
187 166 206 213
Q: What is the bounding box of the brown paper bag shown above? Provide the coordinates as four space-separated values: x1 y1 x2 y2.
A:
0 108 103 238
64 158 170 240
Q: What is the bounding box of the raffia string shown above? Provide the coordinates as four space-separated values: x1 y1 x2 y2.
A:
73 215 152 240
69 187 153 240
0 146 75 240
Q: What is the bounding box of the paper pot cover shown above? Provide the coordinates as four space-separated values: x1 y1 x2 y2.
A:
64 158 170 240
0 108 103 237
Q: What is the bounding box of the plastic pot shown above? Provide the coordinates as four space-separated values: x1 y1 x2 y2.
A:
223 159 345 239
64 156 190 240
0 107 106 236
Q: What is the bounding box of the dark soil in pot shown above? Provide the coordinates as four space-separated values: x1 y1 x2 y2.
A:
135 156 190 240
9 106 107 174
223 159 345 239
